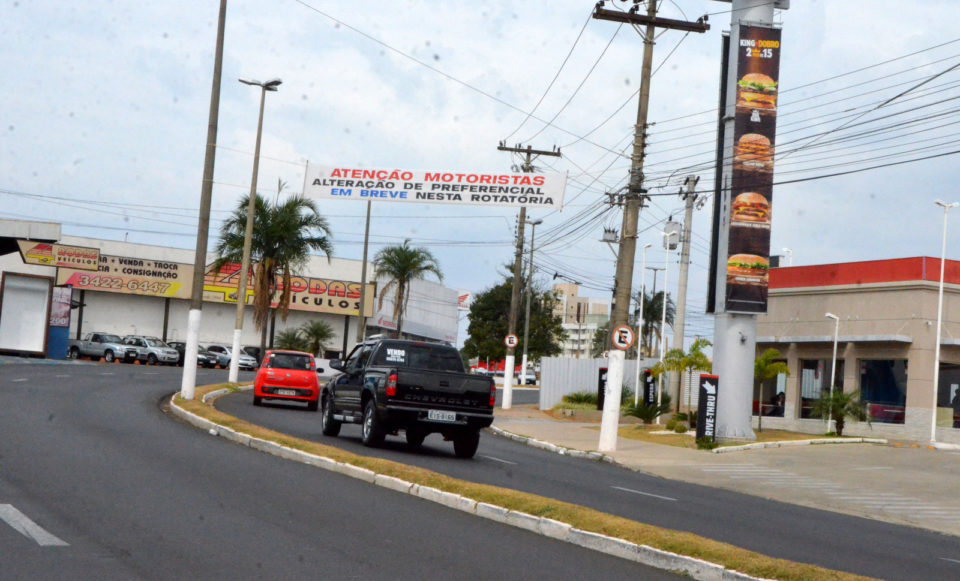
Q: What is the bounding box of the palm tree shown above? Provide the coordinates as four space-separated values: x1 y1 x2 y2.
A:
214 193 333 350
300 319 335 357
632 290 675 356
373 239 443 336
274 328 309 352
810 390 869 437
650 338 712 413
754 348 790 431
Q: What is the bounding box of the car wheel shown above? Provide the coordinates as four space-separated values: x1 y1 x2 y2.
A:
361 400 385 447
405 427 427 449
253 395 263 406
104 350 115 363
453 431 481 459
321 396 341 437
68 346 80 360
147 354 158 366
306 400 319 412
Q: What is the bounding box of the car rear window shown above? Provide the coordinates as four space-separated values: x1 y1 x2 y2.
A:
268 353 313 370
371 342 464 372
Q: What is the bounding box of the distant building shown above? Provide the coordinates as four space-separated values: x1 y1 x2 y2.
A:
552 283 609 358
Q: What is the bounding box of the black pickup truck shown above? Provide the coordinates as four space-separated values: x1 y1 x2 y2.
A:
320 338 495 458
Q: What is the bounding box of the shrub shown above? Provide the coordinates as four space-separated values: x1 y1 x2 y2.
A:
562 391 598 405
623 393 672 425
696 437 718 450
665 419 678 431
674 423 689 434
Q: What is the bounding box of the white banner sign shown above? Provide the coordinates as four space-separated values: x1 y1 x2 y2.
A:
303 164 566 209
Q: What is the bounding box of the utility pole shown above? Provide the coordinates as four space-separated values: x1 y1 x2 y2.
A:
594 0 708 452
180 0 226 400
669 175 700 411
497 143 561 409
355 200 372 343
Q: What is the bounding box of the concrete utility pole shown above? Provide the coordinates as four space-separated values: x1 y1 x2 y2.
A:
520 218 543 385
669 175 700 410
594 1 708 452
496 143 561 409
180 0 226 400
355 200 372 343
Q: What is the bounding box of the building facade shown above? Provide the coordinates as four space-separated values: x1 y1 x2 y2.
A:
0 219 459 360
756 257 960 444
552 283 609 359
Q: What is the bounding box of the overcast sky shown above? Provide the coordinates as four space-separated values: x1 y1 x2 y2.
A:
3 1 960 347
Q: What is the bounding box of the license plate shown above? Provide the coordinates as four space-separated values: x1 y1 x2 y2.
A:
276 389 298 396
427 409 457 423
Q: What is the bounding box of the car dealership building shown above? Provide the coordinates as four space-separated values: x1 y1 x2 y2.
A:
756 257 960 444
0 219 459 360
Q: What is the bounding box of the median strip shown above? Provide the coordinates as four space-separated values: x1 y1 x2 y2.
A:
170 383 875 581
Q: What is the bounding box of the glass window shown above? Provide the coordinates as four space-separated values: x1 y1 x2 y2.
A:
754 359 787 418
859 359 907 424
268 353 313 370
936 363 960 428
370 341 464 372
799 359 844 419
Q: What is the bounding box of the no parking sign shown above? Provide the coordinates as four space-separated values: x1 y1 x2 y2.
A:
610 325 635 350
504 334 518 348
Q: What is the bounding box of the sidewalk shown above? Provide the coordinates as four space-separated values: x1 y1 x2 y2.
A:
493 404 960 537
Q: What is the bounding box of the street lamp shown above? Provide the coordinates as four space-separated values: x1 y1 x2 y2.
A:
825 312 840 432
633 243 653 406
520 218 543 385
229 77 282 383
656 230 679 423
931 200 958 443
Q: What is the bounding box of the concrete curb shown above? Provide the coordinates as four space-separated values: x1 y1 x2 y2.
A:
169 393 775 581
711 436 889 454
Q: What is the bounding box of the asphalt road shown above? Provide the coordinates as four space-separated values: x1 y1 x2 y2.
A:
219 390 960 581
0 363 676 580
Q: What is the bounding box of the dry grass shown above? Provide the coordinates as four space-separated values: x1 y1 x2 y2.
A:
175 384 876 581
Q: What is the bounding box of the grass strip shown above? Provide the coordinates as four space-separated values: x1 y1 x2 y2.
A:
176 384 875 581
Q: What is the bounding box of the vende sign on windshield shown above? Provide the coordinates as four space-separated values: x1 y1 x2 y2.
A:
304 164 566 209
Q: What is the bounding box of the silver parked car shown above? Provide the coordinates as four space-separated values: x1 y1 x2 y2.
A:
205 344 258 370
122 335 180 365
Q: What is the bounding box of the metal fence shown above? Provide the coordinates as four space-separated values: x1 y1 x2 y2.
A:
539 356 660 410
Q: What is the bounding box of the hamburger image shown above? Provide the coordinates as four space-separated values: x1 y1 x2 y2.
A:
737 72 778 111
726 253 769 287
734 133 774 173
731 192 770 226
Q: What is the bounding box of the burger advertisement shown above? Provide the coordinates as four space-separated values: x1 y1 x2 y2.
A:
726 25 781 313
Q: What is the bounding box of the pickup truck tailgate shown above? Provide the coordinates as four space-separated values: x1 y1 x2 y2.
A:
394 370 492 411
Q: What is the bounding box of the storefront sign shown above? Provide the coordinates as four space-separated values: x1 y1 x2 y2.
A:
304 164 567 209
725 25 782 313
696 374 719 441
57 255 193 298
18 240 100 271
202 263 375 317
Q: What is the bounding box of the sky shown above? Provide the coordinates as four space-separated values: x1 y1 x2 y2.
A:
3 0 960 348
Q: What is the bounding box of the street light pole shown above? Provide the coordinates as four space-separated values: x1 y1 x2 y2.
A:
825 312 840 433
230 77 281 383
657 231 677 424
520 218 542 385
931 200 958 443
633 243 652 406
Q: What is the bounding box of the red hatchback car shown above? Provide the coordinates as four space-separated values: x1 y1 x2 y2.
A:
253 350 320 410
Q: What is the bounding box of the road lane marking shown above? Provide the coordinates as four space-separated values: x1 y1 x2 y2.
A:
481 455 518 465
853 466 893 470
0 504 68 546
55 374 70 378
11 378 27 382
611 486 677 502
941 558 960 565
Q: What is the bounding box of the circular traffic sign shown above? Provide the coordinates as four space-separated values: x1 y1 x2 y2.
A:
610 325 635 350
504 334 519 348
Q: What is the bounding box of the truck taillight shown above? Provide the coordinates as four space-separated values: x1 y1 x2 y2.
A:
386 373 398 397
489 383 496 407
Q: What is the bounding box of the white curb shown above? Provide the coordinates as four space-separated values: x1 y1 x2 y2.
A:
170 393 779 581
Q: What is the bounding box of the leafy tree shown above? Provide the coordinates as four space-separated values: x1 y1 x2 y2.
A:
632 290 675 356
650 338 712 413
214 193 333 352
373 239 443 337
810 390 869 437
754 348 791 431
461 277 566 362
300 319 335 357
274 328 309 352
